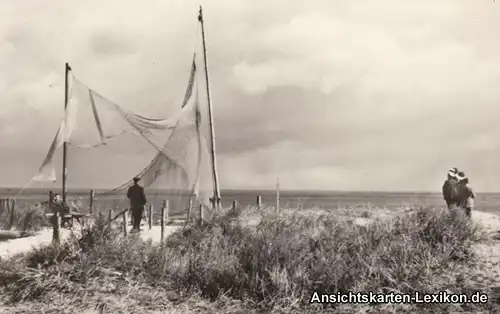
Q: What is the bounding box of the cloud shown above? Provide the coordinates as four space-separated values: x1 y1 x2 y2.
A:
1 0 500 192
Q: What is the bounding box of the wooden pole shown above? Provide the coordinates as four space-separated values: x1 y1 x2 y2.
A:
108 209 113 223
232 200 237 210
52 196 60 244
62 63 71 205
160 200 167 242
187 198 193 222
148 205 153 230
198 6 221 210
9 199 15 230
276 177 280 213
122 211 127 236
52 211 60 244
256 195 262 209
89 189 94 214
5 199 10 230
198 204 203 225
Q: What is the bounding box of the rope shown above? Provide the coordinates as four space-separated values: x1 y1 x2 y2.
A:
11 178 35 201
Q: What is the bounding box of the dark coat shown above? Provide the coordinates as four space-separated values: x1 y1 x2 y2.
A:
442 177 458 205
127 184 147 207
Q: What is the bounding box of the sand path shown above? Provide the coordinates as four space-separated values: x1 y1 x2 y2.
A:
462 211 500 296
0 223 183 260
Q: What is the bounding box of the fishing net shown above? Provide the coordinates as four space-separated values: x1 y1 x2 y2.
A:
25 53 215 222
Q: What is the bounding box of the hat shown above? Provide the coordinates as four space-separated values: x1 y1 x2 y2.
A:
456 171 466 181
447 167 458 178
133 177 141 182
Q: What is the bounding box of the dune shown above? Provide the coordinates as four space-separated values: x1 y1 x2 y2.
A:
464 211 500 294
1 208 500 283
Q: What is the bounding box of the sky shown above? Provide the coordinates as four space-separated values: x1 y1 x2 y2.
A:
1 0 500 192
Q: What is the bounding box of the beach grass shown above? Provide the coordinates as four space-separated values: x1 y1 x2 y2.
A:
0 203 51 234
0 205 491 313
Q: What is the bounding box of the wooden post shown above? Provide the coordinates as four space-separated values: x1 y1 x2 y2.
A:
8 199 15 230
198 204 203 226
276 177 280 213
122 211 127 236
4 199 9 230
256 195 262 209
232 200 237 210
161 200 167 242
5 199 9 230
52 207 60 244
89 189 94 214
108 209 113 223
148 205 153 230
187 198 193 222
62 63 71 205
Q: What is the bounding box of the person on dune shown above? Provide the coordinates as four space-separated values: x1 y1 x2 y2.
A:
455 172 475 218
442 167 459 209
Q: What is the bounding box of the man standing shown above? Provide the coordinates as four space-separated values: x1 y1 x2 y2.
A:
442 167 459 209
127 177 147 232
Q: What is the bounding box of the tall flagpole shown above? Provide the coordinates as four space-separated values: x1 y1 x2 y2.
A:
62 62 71 204
198 6 221 209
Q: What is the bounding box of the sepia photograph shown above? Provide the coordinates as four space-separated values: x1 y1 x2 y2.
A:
1 0 500 313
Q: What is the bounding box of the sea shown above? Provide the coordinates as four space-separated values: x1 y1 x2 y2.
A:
1 188 499 215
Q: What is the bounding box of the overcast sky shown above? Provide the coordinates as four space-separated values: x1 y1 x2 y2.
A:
1 0 500 192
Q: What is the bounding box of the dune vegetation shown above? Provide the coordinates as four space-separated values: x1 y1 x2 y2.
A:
0 204 494 313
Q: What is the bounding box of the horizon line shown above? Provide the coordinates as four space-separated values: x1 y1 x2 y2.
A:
0 186 496 194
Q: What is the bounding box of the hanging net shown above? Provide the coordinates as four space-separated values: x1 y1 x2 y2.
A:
24 53 215 222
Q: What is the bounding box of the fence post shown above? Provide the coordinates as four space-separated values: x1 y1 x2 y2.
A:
161 200 167 242
52 210 60 245
108 209 113 224
89 189 94 214
232 200 237 210
276 186 280 213
197 204 203 226
122 211 127 236
9 199 15 230
147 205 153 230
187 199 193 222
256 195 262 209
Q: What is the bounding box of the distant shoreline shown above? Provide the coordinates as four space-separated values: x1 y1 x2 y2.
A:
0 187 498 194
